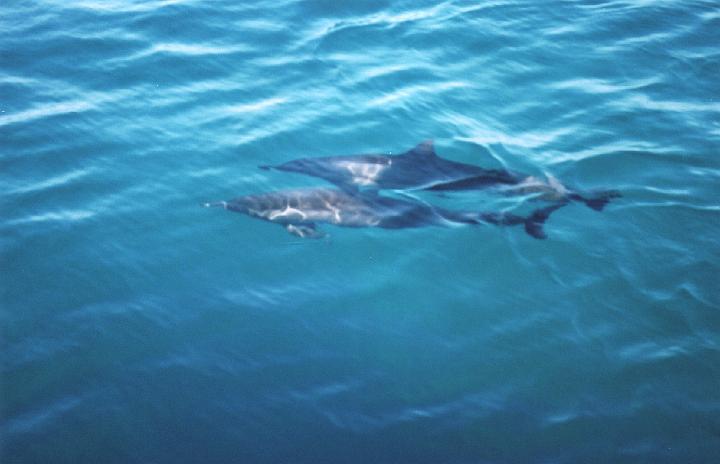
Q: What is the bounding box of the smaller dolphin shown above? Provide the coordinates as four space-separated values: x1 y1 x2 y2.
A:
260 141 619 211
205 188 563 239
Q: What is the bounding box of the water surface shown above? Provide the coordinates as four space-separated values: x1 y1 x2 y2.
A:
2 0 719 462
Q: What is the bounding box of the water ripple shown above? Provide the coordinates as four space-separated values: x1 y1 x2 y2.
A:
45 0 198 14
3 395 84 437
0 101 95 127
3 0 720 462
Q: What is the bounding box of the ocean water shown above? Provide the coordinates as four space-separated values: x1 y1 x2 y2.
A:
2 0 719 462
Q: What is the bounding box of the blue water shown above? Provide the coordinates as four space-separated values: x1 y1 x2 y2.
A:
2 0 720 462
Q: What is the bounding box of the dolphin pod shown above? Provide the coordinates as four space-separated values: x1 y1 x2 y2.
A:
207 141 620 239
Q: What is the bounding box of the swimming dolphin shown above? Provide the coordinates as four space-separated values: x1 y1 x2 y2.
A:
205 188 563 239
260 141 619 211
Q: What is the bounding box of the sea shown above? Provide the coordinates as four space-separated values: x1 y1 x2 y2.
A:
2 0 719 463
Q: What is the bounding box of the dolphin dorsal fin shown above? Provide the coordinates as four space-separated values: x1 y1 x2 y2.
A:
405 140 436 158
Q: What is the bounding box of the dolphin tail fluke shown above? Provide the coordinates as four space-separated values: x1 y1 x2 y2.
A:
480 202 568 239
522 203 563 239
526 202 570 239
570 190 621 212
258 165 273 171
583 196 611 212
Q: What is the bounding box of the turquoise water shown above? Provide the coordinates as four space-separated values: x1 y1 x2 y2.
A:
2 0 720 462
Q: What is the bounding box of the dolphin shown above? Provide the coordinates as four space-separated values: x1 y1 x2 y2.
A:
260 141 620 211
205 188 563 239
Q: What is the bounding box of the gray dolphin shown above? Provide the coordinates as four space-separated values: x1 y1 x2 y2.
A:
205 188 562 239
260 141 619 211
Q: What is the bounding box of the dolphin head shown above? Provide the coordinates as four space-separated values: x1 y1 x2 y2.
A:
223 196 258 215
222 192 304 221
205 197 262 218
262 154 393 188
